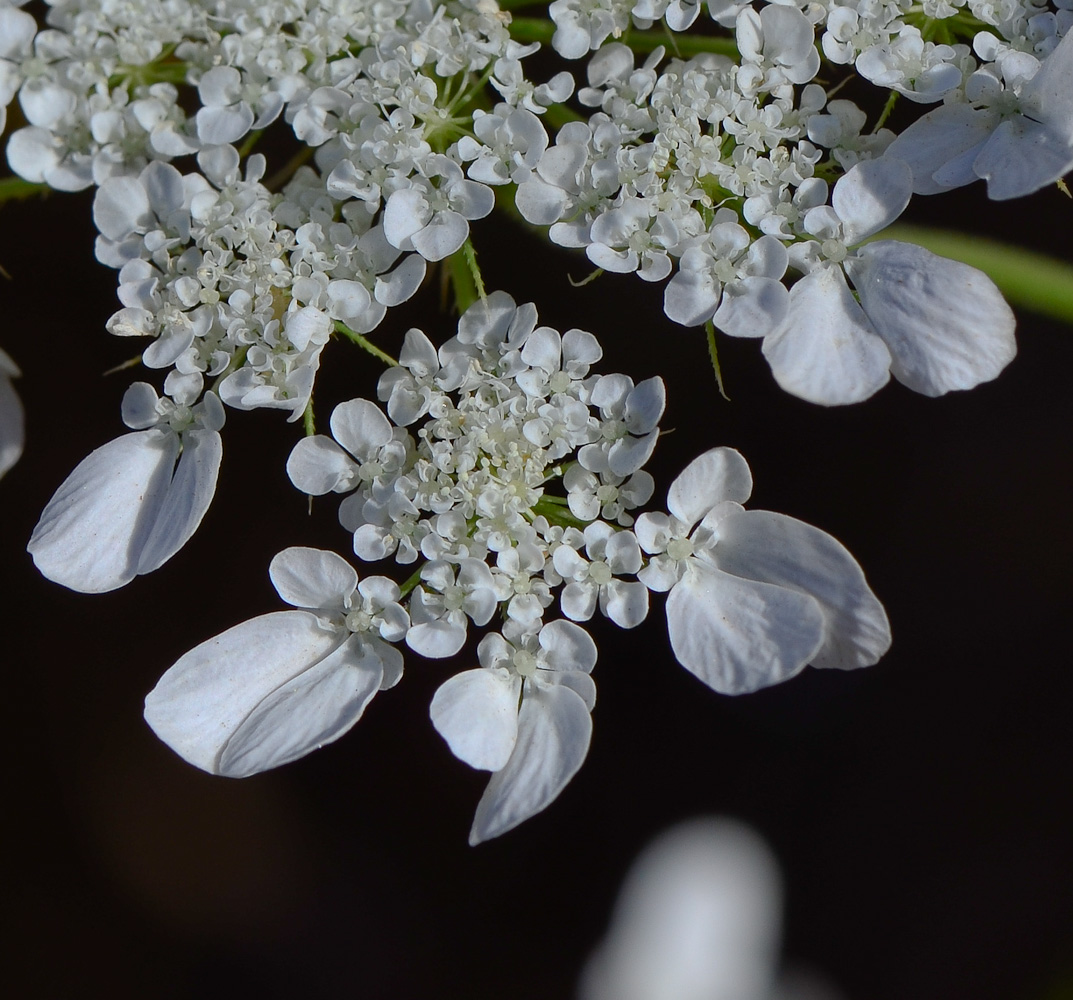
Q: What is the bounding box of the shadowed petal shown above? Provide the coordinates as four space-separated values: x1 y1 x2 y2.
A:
469 683 592 844
666 561 825 694
28 429 179 593
431 668 520 771
714 509 891 671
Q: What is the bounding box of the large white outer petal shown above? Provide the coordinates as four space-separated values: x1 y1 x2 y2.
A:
469 682 592 845
430 668 520 772
1021 28 1073 145
269 546 357 610
971 117 1073 201
714 509 891 671
28 429 179 593
762 266 891 406
144 610 358 775
217 635 384 777
848 241 1016 396
885 104 997 195
136 427 222 575
666 561 826 694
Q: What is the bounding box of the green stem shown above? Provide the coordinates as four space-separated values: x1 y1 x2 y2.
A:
508 17 739 59
238 128 264 159
873 91 899 132
447 239 485 313
531 495 590 530
0 176 50 204
870 225 1073 325
398 565 425 600
334 322 399 366
705 320 730 401
302 399 316 436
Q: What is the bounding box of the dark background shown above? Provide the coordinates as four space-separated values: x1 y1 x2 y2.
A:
2 162 1072 999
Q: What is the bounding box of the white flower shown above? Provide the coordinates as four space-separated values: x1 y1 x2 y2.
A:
663 221 789 333
286 397 401 496
382 153 494 262
553 521 649 628
887 30 1073 200
0 347 24 480
430 618 597 844
636 448 891 694
763 158 1016 404
28 383 224 594
144 546 407 778
405 557 499 658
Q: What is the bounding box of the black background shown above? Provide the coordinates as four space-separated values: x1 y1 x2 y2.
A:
2 150 1072 998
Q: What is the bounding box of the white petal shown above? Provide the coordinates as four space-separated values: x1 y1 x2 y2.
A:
93 176 152 240
136 426 222 575
6 126 62 184
624 377 665 435
430 668 520 771
286 435 358 495
715 509 891 671
28 429 178 593
410 211 469 262
666 562 826 694
972 117 1073 201
383 187 428 248
762 266 891 406
269 546 357 610
667 447 753 528
539 618 598 673
832 157 913 245
469 683 592 844
660 267 721 326
714 276 788 339
219 636 383 776
885 104 997 195
329 398 392 461
515 175 569 226
406 620 467 658
144 611 363 775
562 580 598 621
195 104 255 145
608 429 659 477
848 241 1016 396
375 253 427 307
601 580 649 629
1021 29 1073 145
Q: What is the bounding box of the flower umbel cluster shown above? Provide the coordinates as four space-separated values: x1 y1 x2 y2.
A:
4 0 1066 843
143 294 889 844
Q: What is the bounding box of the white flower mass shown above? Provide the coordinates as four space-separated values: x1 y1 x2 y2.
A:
3 0 1068 842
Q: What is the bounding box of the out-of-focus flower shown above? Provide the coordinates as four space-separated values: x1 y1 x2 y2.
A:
0 346 24 479
578 817 844 1000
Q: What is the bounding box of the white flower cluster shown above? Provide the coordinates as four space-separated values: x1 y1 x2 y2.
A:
506 0 1065 401
145 293 889 843
5 0 1063 842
